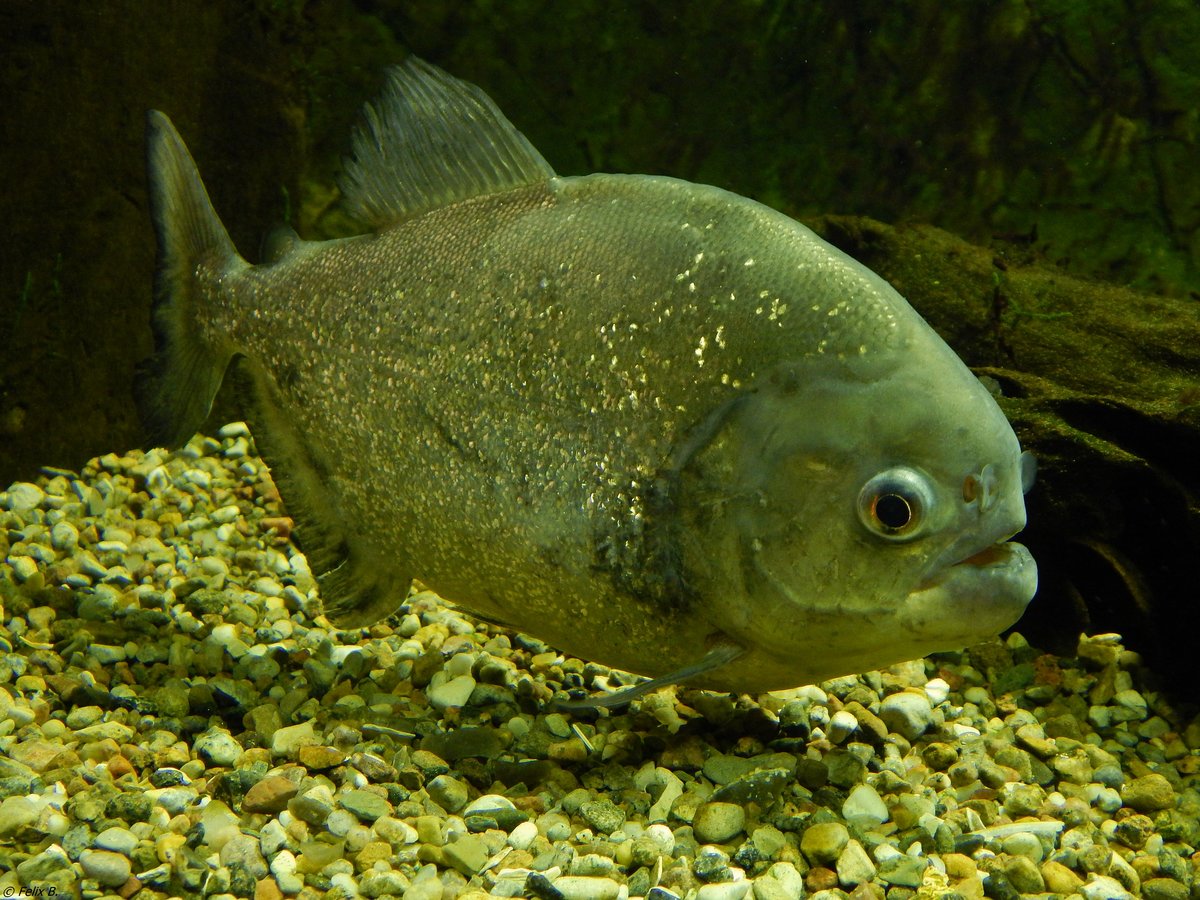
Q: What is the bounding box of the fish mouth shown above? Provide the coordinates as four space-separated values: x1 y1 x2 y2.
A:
917 535 1037 607
955 540 1022 570
900 533 1037 646
921 518 1030 583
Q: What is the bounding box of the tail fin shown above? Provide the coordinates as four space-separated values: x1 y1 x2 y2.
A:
139 110 245 448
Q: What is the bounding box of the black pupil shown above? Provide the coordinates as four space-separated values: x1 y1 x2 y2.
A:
875 493 912 530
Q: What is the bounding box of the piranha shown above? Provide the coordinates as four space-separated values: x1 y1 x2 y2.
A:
141 57 1037 703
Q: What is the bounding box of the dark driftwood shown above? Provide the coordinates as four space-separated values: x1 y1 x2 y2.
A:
809 215 1200 687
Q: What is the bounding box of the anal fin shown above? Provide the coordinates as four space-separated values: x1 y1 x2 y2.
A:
239 362 412 629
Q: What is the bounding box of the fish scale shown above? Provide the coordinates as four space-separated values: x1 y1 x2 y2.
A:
140 58 1037 700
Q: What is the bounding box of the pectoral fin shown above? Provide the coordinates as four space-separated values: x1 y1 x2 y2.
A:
555 642 745 711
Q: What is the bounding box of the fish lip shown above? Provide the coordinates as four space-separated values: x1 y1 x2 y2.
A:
919 527 1032 590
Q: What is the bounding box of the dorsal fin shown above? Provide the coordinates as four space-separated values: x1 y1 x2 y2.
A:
260 225 306 264
338 57 556 228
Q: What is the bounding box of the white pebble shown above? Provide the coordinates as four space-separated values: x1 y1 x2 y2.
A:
325 809 357 837
259 819 288 856
464 794 516 815
644 822 675 854
329 872 360 896
837 839 878 887
552 875 622 900
428 674 476 709
252 577 283 597
78 552 109 579
199 555 229 576
211 504 241 524
879 690 935 739
95 825 139 855
445 652 475 678
8 556 39 583
79 849 131 887
182 468 211 491
50 521 79 550
826 709 858 743
842 784 888 827
648 770 683 822
1002 831 1044 862
696 881 751 900
873 843 902 863
509 820 539 850
272 721 317 755
270 848 297 877
924 677 951 704
224 436 250 458
1080 875 1132 900
1113 689 1147 714
88 645 128 665
145 465 171 495
218 421 251 438
4 482 44 512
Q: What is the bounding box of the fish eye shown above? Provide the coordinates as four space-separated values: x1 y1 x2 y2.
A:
857 467 935 541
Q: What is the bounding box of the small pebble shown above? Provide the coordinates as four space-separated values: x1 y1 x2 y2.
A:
836 839 877 887
1120 773 1176 812
427 774 469 813
243 776 299 813
692 801 746 843
879 691 935 739
193 728 242 767
800 822 849 865
509 819 539 850
94 825 139 855
842 783 888 826
553 875 622 900
79 848 133 887
428 673 477 709
695 882 751 900
4 482 44 512
1081 874 1134 900
443 833 489 875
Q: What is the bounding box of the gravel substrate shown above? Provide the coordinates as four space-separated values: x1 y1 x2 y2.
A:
0 426 1197 900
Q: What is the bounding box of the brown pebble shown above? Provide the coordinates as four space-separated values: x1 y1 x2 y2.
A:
117 876 142 899
1121 773 1177 812
298 745 346 770
1040 860 1084 893
849 883 886 900
81 738 122 764
240 747 272 767
806 867 839 891
351 752 397 783
355 840 393 871
1142 877 1190 900
243 775 301 813
259 516 292 541
108 755 135 778
255 877 284 900
657 735 707 770
843 701 888 744
9 741 77 773
547 739 588 762
942 853 977 879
